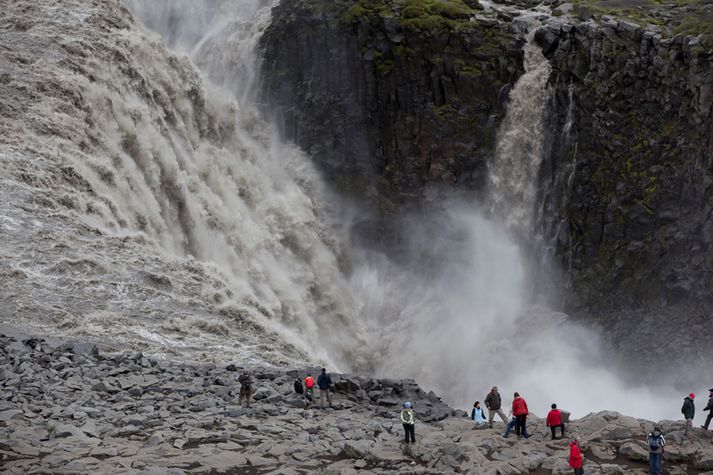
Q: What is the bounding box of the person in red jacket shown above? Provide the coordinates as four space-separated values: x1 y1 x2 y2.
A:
547 403 566 440
512 392 529 438
569 437 584 474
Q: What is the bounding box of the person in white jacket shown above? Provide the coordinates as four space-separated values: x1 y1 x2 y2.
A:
471 401 488 428
401 402 416 443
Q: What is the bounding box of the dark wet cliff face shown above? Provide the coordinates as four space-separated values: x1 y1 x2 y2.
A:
259 0 713 366
259 0 524 222
536 15 713 343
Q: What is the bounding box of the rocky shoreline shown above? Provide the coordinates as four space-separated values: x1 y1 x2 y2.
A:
1 332 713 474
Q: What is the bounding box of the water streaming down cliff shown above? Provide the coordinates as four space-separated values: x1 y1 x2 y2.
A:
0 0 365 368
488 31 553 232
1 0 685 419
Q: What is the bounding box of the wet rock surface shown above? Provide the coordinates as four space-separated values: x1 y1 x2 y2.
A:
3 332 713 474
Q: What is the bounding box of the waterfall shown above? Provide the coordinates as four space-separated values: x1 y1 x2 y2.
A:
488 31 553 231
1 0 364 368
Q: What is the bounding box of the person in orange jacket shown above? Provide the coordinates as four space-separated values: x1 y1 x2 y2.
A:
512 392 529 438
569 437 584 475
304 373 315 405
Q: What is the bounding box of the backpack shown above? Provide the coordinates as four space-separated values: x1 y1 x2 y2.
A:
648 434 662 451
294 379 304 394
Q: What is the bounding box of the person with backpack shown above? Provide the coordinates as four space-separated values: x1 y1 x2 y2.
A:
238 371 253 407
400 401 416 444
304 373 315 405
646 426 665 475
485 386 508 428
547 403 566 440
317 367 333 408
681 393 695 436
568 437 584 475
702 388 713 430
512 392 529 438
471 401 487 428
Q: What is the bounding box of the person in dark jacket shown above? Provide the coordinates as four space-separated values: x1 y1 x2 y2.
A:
647 427 665 475
512 392 529 438
547 403 566 439
317 367 333 408
702 388 713 430
681 393 695 436
238 371 253 407
485 386 508 428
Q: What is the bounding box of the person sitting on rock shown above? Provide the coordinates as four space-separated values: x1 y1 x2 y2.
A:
471 401 487 428
317 367 333 408
681 393 695 436
568 437 583 475
238 371 253 407
485 386 508 428
547 403 566 440
646 426 665 475
512 392 529 438
304 373 315 405
401 401 416 444
702 388 713 430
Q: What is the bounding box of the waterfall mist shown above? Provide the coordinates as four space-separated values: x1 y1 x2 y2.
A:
114 1 689 420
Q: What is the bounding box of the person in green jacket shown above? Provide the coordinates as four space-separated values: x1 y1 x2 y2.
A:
681 393 695 436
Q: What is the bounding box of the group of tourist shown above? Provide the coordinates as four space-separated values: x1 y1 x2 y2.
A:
236 371 713 475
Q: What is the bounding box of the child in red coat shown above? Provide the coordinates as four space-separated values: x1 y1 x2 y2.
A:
569 437 584 475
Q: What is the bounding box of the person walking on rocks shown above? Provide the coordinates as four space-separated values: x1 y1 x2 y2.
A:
304 373 315 405
647 426 665 475
512 392 529 438
485 386 508 428
401 401 416 444
317 367 333 408
681 393 695 436
568 437 584 475
471 401 487 428
702 388 713 430
547 403 566 440
238 371 253 407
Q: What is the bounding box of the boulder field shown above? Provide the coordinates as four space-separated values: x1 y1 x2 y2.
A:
2 332 713 474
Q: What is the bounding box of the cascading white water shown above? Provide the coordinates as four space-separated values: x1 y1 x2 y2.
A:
0 0 364 369
2 0 684 420
488 31 552 231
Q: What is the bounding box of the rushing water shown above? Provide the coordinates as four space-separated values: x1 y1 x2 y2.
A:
0 0 686 420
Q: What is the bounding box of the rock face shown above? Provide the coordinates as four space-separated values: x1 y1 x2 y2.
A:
260 0 713 370
535 13 713 369
3 331 713 474
260 0 525 226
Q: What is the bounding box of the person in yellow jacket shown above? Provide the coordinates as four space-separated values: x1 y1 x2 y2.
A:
401 402 416 444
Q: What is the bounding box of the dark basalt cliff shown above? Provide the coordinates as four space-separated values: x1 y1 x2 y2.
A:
535 12 713 356
260 0 713 365
260 0 524 219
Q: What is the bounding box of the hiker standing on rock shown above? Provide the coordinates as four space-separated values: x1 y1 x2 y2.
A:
471 401 487 428
512 392 529 438
646 426 665 475
238 371 253 407
568 437 584 475
681 393 695 436
547 403 566 440
401 402 416 444
702 388 713 430
317 367 333 408
304 373 315 406
485 386 508 428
